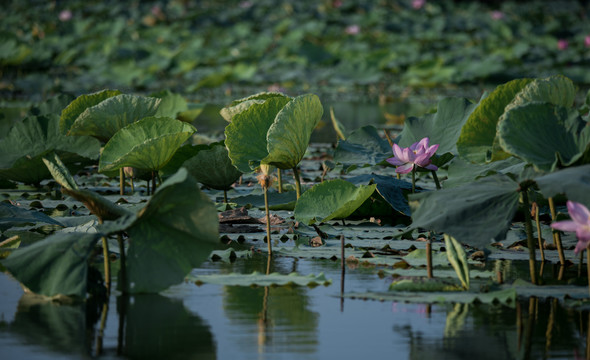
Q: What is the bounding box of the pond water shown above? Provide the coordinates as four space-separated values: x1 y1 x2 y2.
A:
1 252 588 359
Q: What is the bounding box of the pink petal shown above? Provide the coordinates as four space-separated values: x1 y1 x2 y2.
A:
416 137 429 150
551 220 579 232
402 147 415 162
567 201 590 225
395 163 414 174
424 144 439 157
392 144 406 161
386 157 405 166
424 163 438 171
414 154 431 167
574 240 589 254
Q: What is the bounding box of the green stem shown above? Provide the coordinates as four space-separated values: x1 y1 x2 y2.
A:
264 184 272 256
426 236 433 279
118 234 127 294
431 170 441 190
101 236 111 293
533 203 545 263
293 166 302 199
151 171 156 194
548 197 566 266
521 190 537 285
411 166 416 194
130 176 134 195
277 169 283 193
119 168 125 196
223 189 228 204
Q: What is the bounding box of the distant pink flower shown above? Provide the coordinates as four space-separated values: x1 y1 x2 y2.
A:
557 39 569 50
386 137 439 174
585 35 590 48
412 0 426 10
551 201 590 254
490 10 504 20
239 1 253 8
332 0 343 8
59 9 72 22
345 24 360 35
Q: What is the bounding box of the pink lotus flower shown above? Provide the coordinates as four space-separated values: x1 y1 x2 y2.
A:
490 10 504 20
412 0 426 10
585 35 590 48
345 24 360 35
551 201 590 254
557 39 569 50
59 9 72 22
386 137 439 174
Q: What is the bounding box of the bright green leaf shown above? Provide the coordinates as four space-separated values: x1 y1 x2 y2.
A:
60 89 121 134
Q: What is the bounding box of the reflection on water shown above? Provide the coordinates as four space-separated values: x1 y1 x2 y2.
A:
1 257 590 359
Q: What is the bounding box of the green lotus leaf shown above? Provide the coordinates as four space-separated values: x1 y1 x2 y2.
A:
0 232 101 297
220 92 292 122
409 174 520 249
498 103 590 172
67 94 161 142
187 271 331 287
535 164 590 206
150 89 189 118
59 89 122 134
444 234 470 290
333 125 392 171
182 142 242 190
397 97 477 154
29 94 75 118
263 94 323 169
225 96 291 173
117 168 221 293
0 202 64 231
344 288 516 304
232 190 298 211
99 116 196 173
347 174 413 216
294 179 377 225
158 142 203 178
445 157 526 188
504 74 576 113
457 78 533 163
0 114 100 184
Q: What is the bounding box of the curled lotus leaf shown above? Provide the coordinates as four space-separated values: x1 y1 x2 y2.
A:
182 142 242 191
60 89 122 134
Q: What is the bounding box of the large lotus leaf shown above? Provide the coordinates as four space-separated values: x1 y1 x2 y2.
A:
294 179 377 225
232 190 298 211
457 78 533 163
29 94 75 118
187 271 331 287
535 164 590 206
220 92 292 122
333 125 392 171
182 142 242 190
99 116 196 173
119 168 221 293
158 142 204 178
67 94 161 142
445 157 526 188
0 114 100 184
59 89 122 134
504 75 576 113
498 103 590 172
262 94 324 169
409 174 520 249
225 96 291 173
0 202 64 232
397 97 477 154
347 174 413 216
0 232 101 297
150 89 188 118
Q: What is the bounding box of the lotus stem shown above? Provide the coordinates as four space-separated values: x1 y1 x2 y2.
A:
101 236 111 293
340 234 345 312
411 166 416 194
548 197 566 266
119 168 125 196
431 170 441 190
263 184 272 256
293 166 302 199
521 190 537 285
118 234 127 294
95 301 109 356
532 202 545 262
426 233 433 278
223 189 228 204
151 171 157 194
157 171 162 187
384 129 394 147
130 177 134 195
587 246 590 297
277 169 283 193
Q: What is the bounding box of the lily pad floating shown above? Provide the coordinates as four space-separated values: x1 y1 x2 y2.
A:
0 114 100 184
66 94 161 142
0 202 64 231
333 125 392 171
98 116 196 173
344 288 516 304
294 179 377 225
347 174 413 216
232 190 298 211
187 271 332 287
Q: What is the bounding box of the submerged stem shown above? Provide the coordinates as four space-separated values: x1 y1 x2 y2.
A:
521 190 537 285
548 197 566 266
293 166 302 199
